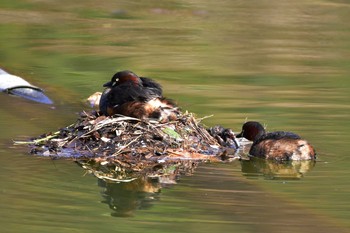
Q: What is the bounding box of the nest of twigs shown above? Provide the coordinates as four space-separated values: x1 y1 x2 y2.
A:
15 111 240 182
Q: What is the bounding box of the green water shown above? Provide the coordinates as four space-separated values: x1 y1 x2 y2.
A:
1 0 350 232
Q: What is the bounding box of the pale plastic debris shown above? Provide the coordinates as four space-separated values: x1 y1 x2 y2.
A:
0 68 53 104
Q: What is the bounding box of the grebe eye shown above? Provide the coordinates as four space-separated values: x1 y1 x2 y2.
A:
112 78 119 85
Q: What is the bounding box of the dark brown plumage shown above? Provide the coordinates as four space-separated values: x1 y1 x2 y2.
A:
236 121 316 161
99 70 179 122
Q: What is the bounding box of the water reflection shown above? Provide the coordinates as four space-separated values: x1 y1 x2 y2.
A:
98 178 162 217
94 160 199 217
95 155 316 217
241 157 316 180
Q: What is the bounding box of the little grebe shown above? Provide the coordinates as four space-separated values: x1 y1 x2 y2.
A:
99 70 178 122
236 121 316 161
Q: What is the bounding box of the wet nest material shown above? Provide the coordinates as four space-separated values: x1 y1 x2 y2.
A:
16 111 239 182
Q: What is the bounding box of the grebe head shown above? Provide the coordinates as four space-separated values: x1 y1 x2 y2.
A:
236 121 266 141
103 70 141 88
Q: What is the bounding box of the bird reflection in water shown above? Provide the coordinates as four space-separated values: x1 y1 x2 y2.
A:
97 161 199 217
240 157 316 180
98 177 162 217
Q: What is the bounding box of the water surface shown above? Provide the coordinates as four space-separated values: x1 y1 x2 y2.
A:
0 0 349 232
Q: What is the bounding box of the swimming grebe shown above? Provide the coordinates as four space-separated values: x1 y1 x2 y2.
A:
236 121 316 161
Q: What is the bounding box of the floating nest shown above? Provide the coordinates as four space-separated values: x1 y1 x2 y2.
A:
16 111 240 182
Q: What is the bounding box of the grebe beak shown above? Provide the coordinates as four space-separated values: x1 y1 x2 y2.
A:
103 81 112 87
236 132 243 138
